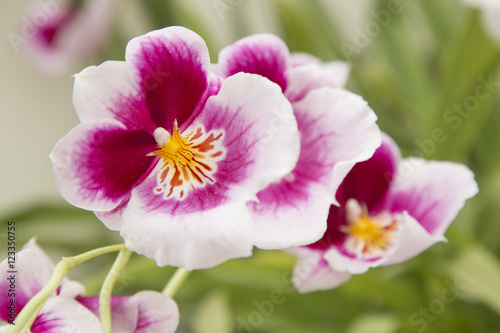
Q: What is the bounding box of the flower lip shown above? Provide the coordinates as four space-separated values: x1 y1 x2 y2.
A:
340 198 401 260
147 120 226 200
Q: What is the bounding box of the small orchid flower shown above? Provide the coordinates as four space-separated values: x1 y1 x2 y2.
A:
216 34 381 249
0 240 179 332
290 134 479 293
19 0 111 73
50 27 300 269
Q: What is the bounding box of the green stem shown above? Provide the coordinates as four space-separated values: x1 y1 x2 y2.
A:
99 249 132 333
6 244 127 333
162 268 191 298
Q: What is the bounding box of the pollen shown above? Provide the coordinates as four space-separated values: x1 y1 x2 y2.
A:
148 120 225 200
340 199 400 259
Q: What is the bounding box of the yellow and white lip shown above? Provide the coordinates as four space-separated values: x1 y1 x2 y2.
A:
148 121 226 200
340 198 401 260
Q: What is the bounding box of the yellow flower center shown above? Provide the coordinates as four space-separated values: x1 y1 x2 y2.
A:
148 121 225 200
340 199 400 259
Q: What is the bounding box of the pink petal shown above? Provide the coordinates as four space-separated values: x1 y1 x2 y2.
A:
50 119 156 211
77 296 137 333
134 291 179 333
335 133 400 214
121 201 254 269
381 213 446 266
31 297 104 333
125 26 211 132
285 62 350 103
73 61 156 132
291 248 351 293
250 89 380 249
218 34 291 92
389 158 478 236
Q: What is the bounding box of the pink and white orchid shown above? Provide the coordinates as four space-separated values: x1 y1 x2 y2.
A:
0 240 179 332
290 134 479 293
17 0 112 73
50 27 300 269
216 34 381 249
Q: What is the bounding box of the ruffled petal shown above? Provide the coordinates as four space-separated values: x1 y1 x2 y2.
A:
218 34 291 92
73 61 156 132
31 297 104 333
381 213 446 266
50 119 157 211
285 62 350 103
121 201 254 269
335 133 400 214
291 248 351 293
389 158 478 236
250 89 380 249
125 26 211 131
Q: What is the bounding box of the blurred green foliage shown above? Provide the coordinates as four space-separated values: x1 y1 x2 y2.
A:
2 0 500 332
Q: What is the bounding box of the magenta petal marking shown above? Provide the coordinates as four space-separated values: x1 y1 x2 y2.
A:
335 136 400 214
126 27 210 132
218 34 290 92
51 121 157 210
307 205 347 250
35 5 76 48
79 128 156 202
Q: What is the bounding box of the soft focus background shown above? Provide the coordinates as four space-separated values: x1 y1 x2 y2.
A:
1 0 500 332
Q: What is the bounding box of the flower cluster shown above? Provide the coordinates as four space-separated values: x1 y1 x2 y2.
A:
1 25 478 331
50 25 477 285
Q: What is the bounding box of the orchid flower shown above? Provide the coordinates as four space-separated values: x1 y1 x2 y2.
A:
50 27 300 269
290 134 479 293
17 0 112 73
216 34 381 249
0 240 179 332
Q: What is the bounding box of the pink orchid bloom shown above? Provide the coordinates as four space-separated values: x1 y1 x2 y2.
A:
0 240 179 332
290 134 478 293
19 0 111 73
50 27 300 269
216 34 381 249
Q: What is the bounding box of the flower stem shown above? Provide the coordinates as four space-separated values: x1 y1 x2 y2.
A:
6 244 127 333
162 268 191 298
99 248 132 333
